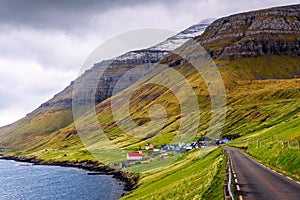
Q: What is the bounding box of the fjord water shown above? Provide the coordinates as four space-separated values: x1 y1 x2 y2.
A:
0 159 124 200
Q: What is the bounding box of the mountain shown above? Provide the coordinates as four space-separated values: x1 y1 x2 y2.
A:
0 20 211 150
0 4 299 169
34 20 212 113
0 5 298 200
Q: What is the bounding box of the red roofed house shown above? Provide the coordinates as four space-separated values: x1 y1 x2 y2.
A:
127 151 142 161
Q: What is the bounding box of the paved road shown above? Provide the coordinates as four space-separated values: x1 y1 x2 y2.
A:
223 147 300 200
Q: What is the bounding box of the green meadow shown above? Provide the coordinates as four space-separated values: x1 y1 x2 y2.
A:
121 147 225 200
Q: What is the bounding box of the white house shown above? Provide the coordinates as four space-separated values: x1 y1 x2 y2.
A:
127 152 142 161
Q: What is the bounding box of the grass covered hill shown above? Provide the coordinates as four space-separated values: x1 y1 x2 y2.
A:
0 4 299 194
0 4 299 161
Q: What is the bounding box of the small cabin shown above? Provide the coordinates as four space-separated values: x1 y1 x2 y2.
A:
170 144 180 151
145 142 154 150
127 152 142 161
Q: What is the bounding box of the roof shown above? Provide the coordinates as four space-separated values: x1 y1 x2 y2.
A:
127 152 142 157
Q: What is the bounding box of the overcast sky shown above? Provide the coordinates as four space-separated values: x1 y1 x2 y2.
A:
0 0 299 126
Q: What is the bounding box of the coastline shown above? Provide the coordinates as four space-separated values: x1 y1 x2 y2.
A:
0 154 138 195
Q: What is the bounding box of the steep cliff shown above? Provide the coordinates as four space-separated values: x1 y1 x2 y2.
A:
197 4 300 59
34 20 211 112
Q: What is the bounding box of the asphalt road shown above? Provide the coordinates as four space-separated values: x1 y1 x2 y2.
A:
224 147 300 200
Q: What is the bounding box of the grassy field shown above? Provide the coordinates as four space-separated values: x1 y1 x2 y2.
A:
121 147 225 200
0 55 299 198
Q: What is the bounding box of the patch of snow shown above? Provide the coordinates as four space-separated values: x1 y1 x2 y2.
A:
95 19 214 65
149 19 214 51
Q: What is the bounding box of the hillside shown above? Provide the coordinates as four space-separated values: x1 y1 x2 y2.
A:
0 3 299 189
0 20 210 150
69 4 300 159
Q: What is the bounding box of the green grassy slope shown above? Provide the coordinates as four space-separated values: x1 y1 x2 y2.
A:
1 56 299 165
0 55 297 200
0 108 73 150
121 147 225 200
230 116 300 181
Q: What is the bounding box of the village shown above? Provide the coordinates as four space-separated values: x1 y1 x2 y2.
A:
119 137 230 168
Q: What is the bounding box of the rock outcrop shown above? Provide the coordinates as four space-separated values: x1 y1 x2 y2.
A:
197 4 300 59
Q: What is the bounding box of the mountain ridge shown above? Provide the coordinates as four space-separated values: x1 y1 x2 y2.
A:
0 5 299 162
29 20 211 115
197 4 300 59
0 20 211 149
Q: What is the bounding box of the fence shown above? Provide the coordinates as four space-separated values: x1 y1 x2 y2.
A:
236 136 300 149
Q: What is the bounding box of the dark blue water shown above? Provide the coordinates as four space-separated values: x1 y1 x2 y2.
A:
0 159 124 200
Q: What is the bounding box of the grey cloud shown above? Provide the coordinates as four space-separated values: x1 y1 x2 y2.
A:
0 0 298 31
0 0 175 31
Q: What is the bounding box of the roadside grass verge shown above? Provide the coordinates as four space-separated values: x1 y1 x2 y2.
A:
230 116 300 181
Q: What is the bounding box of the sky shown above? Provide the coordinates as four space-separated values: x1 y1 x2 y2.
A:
0 0 299 126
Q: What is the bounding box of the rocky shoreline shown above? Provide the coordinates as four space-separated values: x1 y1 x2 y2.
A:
0 154 138 195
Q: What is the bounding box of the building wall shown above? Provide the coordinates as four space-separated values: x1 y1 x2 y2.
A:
127 156 142 160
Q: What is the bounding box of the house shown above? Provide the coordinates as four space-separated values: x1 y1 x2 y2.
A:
198 136 206 142
185 145 193 151
161 144 170 152
191 142 200 149
145 142 154 150
178 141 185 148
220 138 230 144
170 144 180 151
127 152 142 161
213 138 230 145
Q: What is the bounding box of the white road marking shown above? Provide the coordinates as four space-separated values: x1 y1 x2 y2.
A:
228 148 300 200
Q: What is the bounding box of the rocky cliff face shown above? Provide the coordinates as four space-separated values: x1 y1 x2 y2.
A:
197 4 300 59
31 3 300 114
17 4 300 117
30 20 210 114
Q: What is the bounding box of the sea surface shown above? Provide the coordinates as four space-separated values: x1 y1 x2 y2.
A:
0 159 124 200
